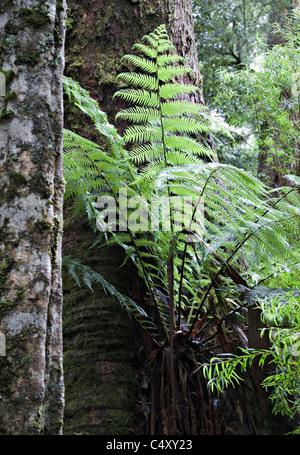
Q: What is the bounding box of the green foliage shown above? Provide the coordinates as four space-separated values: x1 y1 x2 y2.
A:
193 0 293 101
209 8 300 174
113 24 215 192
201 290 300 422
193 1 298 172
63 24 300 431
62 255 156 331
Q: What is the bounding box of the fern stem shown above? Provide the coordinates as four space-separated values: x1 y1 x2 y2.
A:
177 241 187 330
154 29 175 235
167 256 177 425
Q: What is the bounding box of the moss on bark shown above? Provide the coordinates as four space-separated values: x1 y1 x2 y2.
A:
64 0 202 137
0 0 66 435
62 204 139 434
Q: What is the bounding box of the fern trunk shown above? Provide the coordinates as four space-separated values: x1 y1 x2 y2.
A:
0 1 66 434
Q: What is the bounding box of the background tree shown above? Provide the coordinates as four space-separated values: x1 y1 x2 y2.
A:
193 0 294 172
193 0 293 102
0 1 66 434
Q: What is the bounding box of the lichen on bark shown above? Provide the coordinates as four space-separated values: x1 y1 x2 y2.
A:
0 0 66 435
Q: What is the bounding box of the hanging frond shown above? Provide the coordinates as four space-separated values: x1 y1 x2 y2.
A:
62 256 156 331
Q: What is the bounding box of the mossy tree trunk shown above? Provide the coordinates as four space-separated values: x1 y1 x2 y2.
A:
62 206 140 435
0 0 66 434
64 0 208 132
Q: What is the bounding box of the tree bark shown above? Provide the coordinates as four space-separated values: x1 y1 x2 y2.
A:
64 0 206 129
62 205 139 435
0 0 66 434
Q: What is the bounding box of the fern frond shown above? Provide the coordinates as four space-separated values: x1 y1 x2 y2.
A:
157 54 185 67
132 42 157 58
157 66 193 82
130 143 164 164
165 151 204 166
164 135 213 158
159 83 200 100
117 72 157 90
161 100 207 117
116 106 160 124
63 76 124 157
121 55 156 73
162 117 211 134
62 256 156 332
114 88 159 107
123 124 162 144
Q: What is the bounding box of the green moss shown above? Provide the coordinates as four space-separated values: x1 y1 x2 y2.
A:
0 289 26 318
32 215 61 264
0 220 9 241
0 257 14 294
50 217 61 264
3 5 51 40
15 51 40 66
0 357 15 399
6 172 27 199
0 108 14 122
19 7 51 29
0 298 19 316
34 218 53 233
10 172 26 185
4 21 20 35
5 187 17 201
0 257 25 318
4 91 16 102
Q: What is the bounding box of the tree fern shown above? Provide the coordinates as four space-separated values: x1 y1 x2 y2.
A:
63 55 299 340
63 24 300 432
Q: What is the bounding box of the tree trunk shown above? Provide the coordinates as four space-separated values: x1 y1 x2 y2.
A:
0 1 66 435
64 0 216 153
62 205 139 435
64 0 207 132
